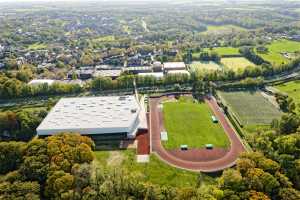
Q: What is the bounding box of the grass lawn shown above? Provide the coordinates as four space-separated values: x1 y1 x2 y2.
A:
162 98 230 149
189 61 222 71
218 90 282 126
275 80 300 106
192 47 241 59
94 150 217 187
256 40 300 65
201 25 247 35
27 43 47 50
206 47 241 56
221 57 256 71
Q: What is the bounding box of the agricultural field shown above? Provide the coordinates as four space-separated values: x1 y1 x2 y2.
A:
189 61 222 71
94 150 216 187
221 57 256 71
201 25 247 35
162 97 230 149
218 90 282 127
256 39 300 65
274 80 300 106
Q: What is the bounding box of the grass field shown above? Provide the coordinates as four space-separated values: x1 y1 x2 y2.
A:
27 43 47 50
221 57 256 71
256 40 300 65
162 97 230 149
94 150 217 187
275 80 300 106
206 47 241 56
201 25 247 35
193 47 241 59
92 36 115 43
218 90 282 126
189 61 222 71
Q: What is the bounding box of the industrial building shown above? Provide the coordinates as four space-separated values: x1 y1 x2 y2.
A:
37 95 147 147
163 62 186 72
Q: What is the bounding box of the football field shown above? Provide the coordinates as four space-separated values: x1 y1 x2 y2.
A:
218 90 282 126
162 97 230 149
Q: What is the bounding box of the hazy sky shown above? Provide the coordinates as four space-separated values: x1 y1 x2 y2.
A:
0 0 295 3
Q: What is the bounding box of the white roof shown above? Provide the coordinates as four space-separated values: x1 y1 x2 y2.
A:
37 95 141 136
94 70 122 77
28 79 55 86
138 72 164 78
167 70 190 75
163 62 186 69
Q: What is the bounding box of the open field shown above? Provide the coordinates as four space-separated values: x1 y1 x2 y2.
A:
92 36 116 43
162 97 230 149
192 47 241 59
221 57 256 71
201 25 247 35
275 80 300 106
27 43 47 50
218 90 282 126
94 150 216 187
256 39 300 65
205 47 241 56
189 61 222 71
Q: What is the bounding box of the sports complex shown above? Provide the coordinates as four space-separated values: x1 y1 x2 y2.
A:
37 91 248 172
149 94 246 172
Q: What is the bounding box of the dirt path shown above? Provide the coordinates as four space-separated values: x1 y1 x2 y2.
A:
149 95 246 172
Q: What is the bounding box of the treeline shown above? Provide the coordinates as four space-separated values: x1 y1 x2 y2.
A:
90 73 191 90
0 109 47 141
218 77 265 90
239 46 267 65
0 74 83 99
0 133 299 199
0 72 192 99
198 51 221 63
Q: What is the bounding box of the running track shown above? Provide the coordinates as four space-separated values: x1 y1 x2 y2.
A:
150 95 246 172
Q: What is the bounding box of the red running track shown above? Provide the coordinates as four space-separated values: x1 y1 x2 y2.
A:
150 95 246 172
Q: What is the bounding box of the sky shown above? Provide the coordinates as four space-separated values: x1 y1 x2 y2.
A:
0 0 295 3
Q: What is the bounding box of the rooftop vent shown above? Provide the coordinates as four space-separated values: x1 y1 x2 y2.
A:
119 96 126 101
131 109 137 113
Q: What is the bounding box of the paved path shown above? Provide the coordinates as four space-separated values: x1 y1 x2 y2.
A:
150 95 246 172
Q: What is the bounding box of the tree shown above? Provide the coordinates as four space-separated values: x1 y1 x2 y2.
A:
279 114 300 134
19 139 49 183
0 181 40 200
0 142 25 174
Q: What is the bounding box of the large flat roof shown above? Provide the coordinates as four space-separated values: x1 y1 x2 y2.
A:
37 95 141 135
163 62 186 69
28 79 55 86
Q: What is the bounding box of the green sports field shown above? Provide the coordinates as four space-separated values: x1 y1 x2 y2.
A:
256 40 300 65
218 90 282 126
275 80 300 106
189 61 222 71
221 57 256 71
162 97 230 149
